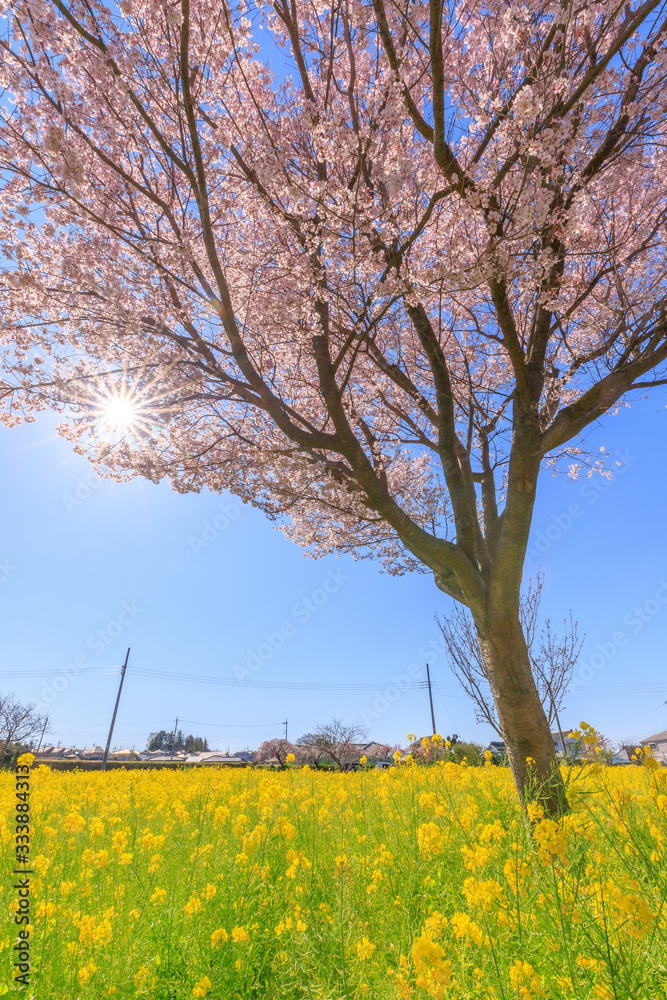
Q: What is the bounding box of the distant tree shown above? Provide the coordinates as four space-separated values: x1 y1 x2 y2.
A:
147 730 209 753
437 575 583 737
295 732 328 768
255 739 303 768
0 692 49 766
450 742 484 766
308 719 369 771
147 730 171 752
407 734 472 764
184 734 209 753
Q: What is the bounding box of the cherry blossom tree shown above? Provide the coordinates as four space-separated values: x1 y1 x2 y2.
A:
306 717 369 769
254 739 304 767
1 0 667 812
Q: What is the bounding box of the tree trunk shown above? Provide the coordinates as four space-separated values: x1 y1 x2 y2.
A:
475 612 568 816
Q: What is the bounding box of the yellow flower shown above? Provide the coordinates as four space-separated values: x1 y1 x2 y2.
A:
462 877 506 912
286 753 295 764
359 755 368 765
334 853 349 876
411 931 452 991
273 817 297 840
533 818 567 867
64 812 86 834
134 965 151 989
461 844 494 870
450 912 484 947
17 752 35 767
407 734 416 743
78 960 97 985
185 896 202 916
150 888 167 904
421 737 431 748
526 801 545 822
232 926 250 943
424 912 448 937
211 928 229 947
192 975 212 997
417 822 444 857
509 959 543 998
356 937 376 961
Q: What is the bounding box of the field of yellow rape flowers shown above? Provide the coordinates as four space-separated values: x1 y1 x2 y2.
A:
1 752 666 999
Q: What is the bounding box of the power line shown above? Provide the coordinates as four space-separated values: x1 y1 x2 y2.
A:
0 665 438 691
129 667 433 691
6 664 667 696
52 717 283 729
177 718 284 729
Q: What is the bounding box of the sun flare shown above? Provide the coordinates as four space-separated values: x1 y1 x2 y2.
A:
101 394 140 431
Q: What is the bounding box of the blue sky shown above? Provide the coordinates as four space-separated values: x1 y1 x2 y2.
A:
1 393 666 753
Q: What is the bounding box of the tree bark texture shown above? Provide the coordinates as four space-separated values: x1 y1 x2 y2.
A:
475 612 567 816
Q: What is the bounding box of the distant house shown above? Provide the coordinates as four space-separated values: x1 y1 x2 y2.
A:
185 752 248 766
611 746 633 765
110 749 142 762
233 750 256 763
641 729 667 764
145 750 188 762
81 745 105 760
340 742 391 770
550 731 583 759
36 745 80 759
484 733 583 760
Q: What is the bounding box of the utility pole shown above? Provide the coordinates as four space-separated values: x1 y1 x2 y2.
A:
36 715 49 754
284 719 288 742
170 716 179 761
102 648 131 771
426 664 437 736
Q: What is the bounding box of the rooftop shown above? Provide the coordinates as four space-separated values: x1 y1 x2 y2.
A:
641 729 667 744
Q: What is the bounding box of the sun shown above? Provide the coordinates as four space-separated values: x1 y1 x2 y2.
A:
100 394 140 432
88 372 167 440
